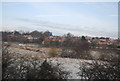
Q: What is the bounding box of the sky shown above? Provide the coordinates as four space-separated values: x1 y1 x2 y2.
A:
1 2 118 38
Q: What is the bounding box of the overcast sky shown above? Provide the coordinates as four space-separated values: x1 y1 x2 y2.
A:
1 2 118 38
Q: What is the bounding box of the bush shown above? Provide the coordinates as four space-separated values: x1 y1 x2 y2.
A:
2 42 13 79
37 59 69 79
3 58 69 79
78 58 120 80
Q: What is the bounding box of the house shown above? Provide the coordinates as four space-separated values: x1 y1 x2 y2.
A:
44 36 65 42
98 39 107 45
43 36 66 46
107 39 114 45
23 35 39 42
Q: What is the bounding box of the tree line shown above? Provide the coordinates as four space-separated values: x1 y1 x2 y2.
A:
1 30 52 44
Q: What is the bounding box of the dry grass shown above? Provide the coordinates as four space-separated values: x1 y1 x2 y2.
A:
48 47 57 57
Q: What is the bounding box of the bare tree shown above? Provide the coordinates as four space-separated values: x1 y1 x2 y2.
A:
72 40 90 59
61 38 90 59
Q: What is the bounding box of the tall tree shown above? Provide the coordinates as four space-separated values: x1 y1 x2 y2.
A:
44 31 52 37
81 36 87 41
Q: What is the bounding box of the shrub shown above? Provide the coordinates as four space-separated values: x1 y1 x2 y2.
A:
3 58 69 79
2 42 13 79
78 58 120 80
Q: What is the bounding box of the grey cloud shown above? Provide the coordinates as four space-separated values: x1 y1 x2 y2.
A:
16 18 118 38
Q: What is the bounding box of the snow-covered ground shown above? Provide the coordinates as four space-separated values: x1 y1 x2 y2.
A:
7 43 118 79
48 57 85 79
9 47 49 58
10 56 91 79
8 46 90 79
